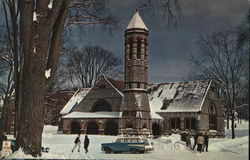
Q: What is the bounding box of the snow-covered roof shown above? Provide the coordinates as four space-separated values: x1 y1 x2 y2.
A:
151 111 164 120
149 80 212 113
60 88 91 114
62 111 121 119
104 77 124 97
126 11 148 31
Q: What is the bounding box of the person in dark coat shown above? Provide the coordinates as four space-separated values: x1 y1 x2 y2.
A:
72 134 81 152
186 134 191 149
204 132 209 152
0 132 7 151
192 132 199 150
84 135 89 153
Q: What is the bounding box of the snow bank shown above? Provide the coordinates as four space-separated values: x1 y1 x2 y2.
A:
6 121 249 159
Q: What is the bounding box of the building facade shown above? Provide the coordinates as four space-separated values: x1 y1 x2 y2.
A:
59 11 225 137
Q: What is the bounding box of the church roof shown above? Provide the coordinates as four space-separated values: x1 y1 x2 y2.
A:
106 78 124 93
60 88 91 115
126 11 148 31
149 80 212 113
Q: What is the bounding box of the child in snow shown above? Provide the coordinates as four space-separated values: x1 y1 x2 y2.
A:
72 134 81 152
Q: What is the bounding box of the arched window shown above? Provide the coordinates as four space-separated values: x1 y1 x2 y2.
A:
92 100 112 112
144 39 147 59
170 118 176 129
170 118 181 129
129 39 133 59
191 118 196 129
137 82 140 88
184 117 196 130
209 103 217 130
137 39 142 59
185 118 191 129
176 118 181 129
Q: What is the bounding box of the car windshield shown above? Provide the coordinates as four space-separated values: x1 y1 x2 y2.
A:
115 138 149 143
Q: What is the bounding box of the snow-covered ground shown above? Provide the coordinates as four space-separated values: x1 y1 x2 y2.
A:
4 120 249 159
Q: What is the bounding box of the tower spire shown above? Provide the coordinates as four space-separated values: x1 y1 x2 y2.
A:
119 10 151 136
126 10 148 30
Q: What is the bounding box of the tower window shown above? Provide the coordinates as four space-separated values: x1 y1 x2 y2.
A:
137 82 140 88
128 83 132 88
144 40 147 60
137 39 141 59
129 41 133 59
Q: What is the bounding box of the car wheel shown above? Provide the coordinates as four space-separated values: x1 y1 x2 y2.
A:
104 147 112 153
130 149 138 154
139 150 145 153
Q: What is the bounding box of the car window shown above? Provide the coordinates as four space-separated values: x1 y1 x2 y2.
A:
115 138 122 143
131 139 139 142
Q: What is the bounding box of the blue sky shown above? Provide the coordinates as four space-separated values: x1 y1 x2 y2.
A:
67 0 249 83
1 0 248 84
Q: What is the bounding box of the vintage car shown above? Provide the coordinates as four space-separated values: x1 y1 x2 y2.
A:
101 137 153 153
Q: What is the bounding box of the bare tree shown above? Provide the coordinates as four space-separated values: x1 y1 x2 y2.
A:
0 34 15 133
139 0 181 25
14 0 117 157
63 46 122 88
191 30 249 139
2 0 22 138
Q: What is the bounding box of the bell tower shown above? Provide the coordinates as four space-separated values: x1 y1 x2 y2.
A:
119 10 151 135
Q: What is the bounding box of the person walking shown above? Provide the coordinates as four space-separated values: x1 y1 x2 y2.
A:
84 135 89 153
197 132 205 153
0 132 7 151
204 132 209 152
72 134 81 152
192 132 199 150
186 134 192 149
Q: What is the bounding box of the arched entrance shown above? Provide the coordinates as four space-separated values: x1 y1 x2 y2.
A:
209 103 217 130
104 121 118 135
152 123 161 135
71 121 81 134
86 121 99 134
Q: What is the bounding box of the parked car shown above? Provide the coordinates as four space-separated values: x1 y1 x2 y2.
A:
101 137 153 154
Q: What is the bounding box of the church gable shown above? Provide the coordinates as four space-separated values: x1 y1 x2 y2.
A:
74 76 123 113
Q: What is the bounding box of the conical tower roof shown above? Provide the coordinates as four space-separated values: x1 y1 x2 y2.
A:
126 10 148 31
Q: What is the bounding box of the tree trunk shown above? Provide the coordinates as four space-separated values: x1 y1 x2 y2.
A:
16 1 47 156
16 0 69 157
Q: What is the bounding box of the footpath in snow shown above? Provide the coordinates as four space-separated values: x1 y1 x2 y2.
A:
3 120 249 160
